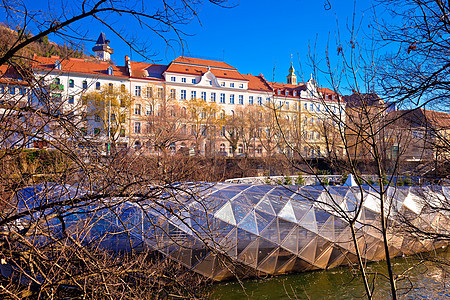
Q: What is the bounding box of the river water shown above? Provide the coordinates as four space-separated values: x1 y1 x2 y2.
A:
211 252 450 299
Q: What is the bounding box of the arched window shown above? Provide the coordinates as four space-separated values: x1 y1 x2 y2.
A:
220 143 225 152
107 66 114 75
55 78 60 85
54 60 61 70
134 140 141 149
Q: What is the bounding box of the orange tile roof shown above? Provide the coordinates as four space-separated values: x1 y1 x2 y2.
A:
165 63 247 81
242 74 273 92
32 55 129 78
165 56 248 81
172 57 236 70
129 61 166 80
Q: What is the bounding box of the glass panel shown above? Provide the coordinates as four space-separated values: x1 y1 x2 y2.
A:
278 218 296 243
281 226 298 253
278 200 297 222
275 248 294 274
231 202 252 224
298 207 318 233
314 246 333 268
255 210 276 234
260 219 279 244
318 215 335 241
257 248 279 274
239 210 258 235
266 194 288 215
291 200 312 221
298 228 317 253
255 197 276 215
298 237 317 263
214 201 236 225
238 239 259 267
257 238 278 264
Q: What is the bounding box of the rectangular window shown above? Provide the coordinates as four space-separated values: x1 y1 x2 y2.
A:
221 82 225 87
121 84 126 92
266 97 270 103
68 96 74 104
0 86 4 93
157 87 163 99
120 129 125 137
69 79 74 88
238 95 243 105
82 81 87 89
239 84 243 88
134 122 141 134
135 104 141 115
181 90 186 100
257 97 262 105
201 91 206 101
192 79 196 84
108 83 113 92
182 78 186 83
94 114 101 122
119 114 126 123
211 92 216 102
249 96 254 105
135 86 141 97
304 103 307 110
9 87 15 95
96 82 100 90
171 76 176 82
220 93 225 103
317 105 320 112
146 87 153 98
285 102 289 109
310 104 314 111
229 94 235 104
94 128 101 135
170 89 176 99
191 90 196 100
230 83 235 88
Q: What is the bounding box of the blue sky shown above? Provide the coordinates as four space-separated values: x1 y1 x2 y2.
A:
12 0 383 90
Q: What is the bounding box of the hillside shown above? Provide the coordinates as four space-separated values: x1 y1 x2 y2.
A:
0 25 90 64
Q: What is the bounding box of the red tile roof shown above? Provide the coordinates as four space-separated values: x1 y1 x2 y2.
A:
165 56 247 81
172 57 236 70
129 61 166 80
242 74 272 92
32 55 129 78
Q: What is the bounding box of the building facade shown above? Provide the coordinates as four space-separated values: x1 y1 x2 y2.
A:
28 33 345 158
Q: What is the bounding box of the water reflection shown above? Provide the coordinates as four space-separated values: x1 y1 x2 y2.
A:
211 253 450 299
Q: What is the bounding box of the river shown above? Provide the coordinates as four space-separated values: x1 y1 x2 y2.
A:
211 252 450 299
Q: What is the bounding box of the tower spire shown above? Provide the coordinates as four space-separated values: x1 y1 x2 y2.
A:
287 55 297 85
92 32 114 61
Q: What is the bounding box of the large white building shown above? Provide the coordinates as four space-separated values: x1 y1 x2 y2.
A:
28 33 345 157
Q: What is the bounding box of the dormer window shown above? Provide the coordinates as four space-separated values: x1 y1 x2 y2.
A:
55 60 61 70
293 91 297 96
277 90 281 95
107 66 113 75
285 91 289 96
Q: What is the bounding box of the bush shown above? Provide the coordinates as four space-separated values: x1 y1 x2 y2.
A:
295 173 305 185
284 176 292 185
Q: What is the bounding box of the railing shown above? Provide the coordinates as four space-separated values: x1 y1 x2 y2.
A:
225 174 422 186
